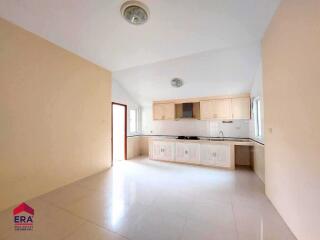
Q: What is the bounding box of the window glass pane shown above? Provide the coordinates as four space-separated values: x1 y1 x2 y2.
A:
253 98 262 138
257 100 262 137
130 109 136 133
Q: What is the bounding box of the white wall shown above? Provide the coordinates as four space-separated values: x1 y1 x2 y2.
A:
114 43 261 107
142 106 249 138
112 80 141 136
249 62 264 143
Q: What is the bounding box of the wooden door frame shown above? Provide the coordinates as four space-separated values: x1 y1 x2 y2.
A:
111 102 127 165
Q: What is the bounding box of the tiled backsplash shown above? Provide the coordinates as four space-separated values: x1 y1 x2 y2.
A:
142 118 249 138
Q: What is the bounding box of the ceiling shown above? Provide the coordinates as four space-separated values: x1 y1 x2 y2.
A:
113 43 261 106
0 0 280 71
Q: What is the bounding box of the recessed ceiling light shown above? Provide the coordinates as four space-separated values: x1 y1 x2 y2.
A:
171 78 184 88
121 1 149 25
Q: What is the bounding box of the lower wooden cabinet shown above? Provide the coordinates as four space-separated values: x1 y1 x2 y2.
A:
175 143 200 164
200 144 231 168
149 140 232 169
150 141 175 161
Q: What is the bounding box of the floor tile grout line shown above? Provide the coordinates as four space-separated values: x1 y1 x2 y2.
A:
42 199 130 240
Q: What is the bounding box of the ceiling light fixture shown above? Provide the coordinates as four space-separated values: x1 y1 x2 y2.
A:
121 1 149 25
171 78 184 88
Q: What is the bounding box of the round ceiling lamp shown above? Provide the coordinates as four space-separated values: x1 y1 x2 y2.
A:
171 78 184 88
121 1 149 25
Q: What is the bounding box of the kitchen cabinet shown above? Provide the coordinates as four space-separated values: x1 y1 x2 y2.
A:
231 97 251 119
150 141 175 161
149 139 235 169
200 144 231 168
153 95 250 121
153 103 175 120
175 143 200 164
199 100 212 120
200 99 232 120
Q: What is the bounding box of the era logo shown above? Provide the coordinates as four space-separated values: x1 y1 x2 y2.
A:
13 202 34 231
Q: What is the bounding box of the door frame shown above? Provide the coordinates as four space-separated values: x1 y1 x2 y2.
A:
111 102 127 165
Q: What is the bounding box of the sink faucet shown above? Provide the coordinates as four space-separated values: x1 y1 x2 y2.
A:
219 130 224 140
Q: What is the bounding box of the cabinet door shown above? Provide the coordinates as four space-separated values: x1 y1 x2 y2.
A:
175 143 200 164
200 144 218 166
151 141 175 161
212 99 232 120
153 104 165 120
163 103 175 120
162 142 175 161
153 103 175 120
214 145 231 168
200 100 213 120
185 143 200 164
151 141 162 160
231 97 250 119
175 143 187 163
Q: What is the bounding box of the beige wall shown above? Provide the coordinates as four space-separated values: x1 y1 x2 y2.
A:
127 137 141 159
263 1 320 239
127 136 149 159
139 136 149 156
0 18 112 211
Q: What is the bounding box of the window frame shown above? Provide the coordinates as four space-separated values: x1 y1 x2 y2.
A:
129 108 138 134
253 97 262 138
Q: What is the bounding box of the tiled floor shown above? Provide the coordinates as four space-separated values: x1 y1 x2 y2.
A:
0 157 296 240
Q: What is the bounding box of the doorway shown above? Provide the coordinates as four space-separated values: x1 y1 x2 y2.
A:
112 102 127 164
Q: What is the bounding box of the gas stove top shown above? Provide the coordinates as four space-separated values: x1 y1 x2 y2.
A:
176 136 200 140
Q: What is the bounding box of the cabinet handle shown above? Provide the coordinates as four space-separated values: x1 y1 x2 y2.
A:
185 150 188 154
212 152 217 157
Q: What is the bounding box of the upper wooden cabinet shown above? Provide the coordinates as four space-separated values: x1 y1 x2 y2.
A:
200 99 232 120
231 97 251 119
200 97 250 120
153 95 251 120
153 103 175 120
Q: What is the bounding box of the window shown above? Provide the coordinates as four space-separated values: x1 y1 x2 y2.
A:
253 97 262 138
129 109 137 133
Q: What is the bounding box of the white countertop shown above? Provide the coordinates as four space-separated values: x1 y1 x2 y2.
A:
149 137 254 146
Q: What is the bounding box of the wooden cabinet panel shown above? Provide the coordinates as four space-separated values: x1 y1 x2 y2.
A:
200 144 231 168
153 103 175 120
176 143 200 164
163 103 175 120
200 100 213 120
151 141 162 160
153 104 164 120
162 142 175 161
231 97 251 119
214 145 231 168
150 141 175 161
212 99 232 120
149 140 233 169
200 144 217 166
200 99 232 120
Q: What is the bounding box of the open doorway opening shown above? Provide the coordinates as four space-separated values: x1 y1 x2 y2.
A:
112 103 127 164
